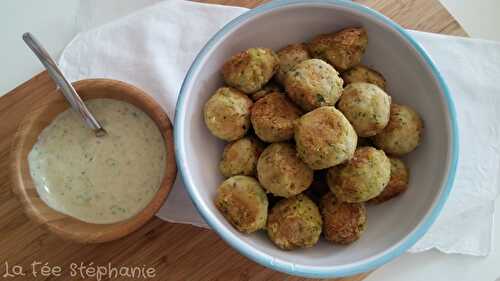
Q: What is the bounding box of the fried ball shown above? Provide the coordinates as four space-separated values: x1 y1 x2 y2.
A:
276 43 311 84
219 137 264 178
320 192 367 244
203 87 253 141
369 157 409 204
338 82 391 137
373 104 423 155
257 143 313 197
283 59 344 111
328 147 391 203
215 176 268 233
251 92 302 142
267 194 322 250
295 106 357 170
222 48 279 94
250 82 282 101
341 65 386 90
308 27 368 71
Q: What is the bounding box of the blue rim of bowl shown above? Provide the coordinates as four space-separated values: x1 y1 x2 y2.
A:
175 0 459 278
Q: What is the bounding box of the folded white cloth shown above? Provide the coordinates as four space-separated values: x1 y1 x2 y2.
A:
59 0 500 256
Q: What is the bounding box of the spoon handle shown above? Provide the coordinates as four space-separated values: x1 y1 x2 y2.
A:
22 32 106 137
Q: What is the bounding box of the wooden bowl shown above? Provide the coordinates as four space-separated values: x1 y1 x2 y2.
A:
10 79 177 243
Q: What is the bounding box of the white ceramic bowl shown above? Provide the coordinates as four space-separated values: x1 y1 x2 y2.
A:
175 0 459 278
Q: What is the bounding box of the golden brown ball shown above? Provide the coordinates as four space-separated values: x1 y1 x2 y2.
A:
276 43 311 84
328 146 391 203
369 157 409 204
203 87 253 141
341 65 386 90
294 106 357 170
215 176 268 233
222 48 279 94
284 59 344 111
373 103 423 155
257 143 313 197
338 82 391 137
251 92 302 142
320 192 367 244
308 27 368 71
219 137 264 178
267 194 322 250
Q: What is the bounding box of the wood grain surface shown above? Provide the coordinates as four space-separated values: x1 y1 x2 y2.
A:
0 1 465 280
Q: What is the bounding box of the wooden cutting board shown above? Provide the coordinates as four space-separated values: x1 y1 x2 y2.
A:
0 0 465 280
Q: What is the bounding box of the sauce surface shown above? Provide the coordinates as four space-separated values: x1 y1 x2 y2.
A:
28 98 166 224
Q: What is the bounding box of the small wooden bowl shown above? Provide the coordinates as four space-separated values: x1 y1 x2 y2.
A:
10 79 177 243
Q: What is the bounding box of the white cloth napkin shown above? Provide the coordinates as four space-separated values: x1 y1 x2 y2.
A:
58 0 500 256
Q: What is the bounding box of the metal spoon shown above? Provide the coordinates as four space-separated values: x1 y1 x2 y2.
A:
22 32 107 137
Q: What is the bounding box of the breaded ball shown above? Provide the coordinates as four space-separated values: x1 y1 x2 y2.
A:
203 87 253 141
251 92 302 142
267 194 322 250
341 65 386 90
373 104 423 155
294 106 357 170
308 27 368 71
284 59 344 111
250 82 282 101
215 176 268 233
276 43 311 84
257 143 313 197
328 147 391 203
222 48 279 94
320 192 367 244
369 157 409 204
338 82 391 137
219 137 264 178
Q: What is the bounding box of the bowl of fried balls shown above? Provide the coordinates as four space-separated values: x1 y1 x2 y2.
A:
175 0 458 278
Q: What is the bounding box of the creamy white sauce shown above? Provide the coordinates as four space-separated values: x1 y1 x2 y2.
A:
28 99 166 224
